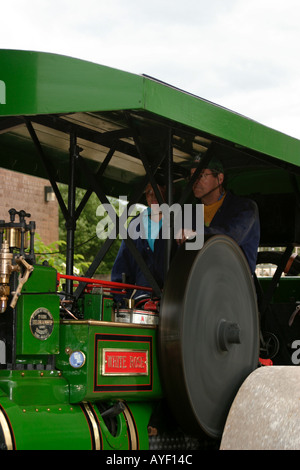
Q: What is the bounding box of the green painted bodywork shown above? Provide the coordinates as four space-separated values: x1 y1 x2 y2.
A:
0 386 93 450
56 321 162 403
16 265 60 357
0 377 151 449
0 265 155 449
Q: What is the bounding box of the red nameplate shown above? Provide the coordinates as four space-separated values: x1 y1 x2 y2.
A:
102 349 148 376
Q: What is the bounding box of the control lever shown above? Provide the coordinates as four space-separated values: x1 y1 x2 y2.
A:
10 256 34 309
101 401 125 418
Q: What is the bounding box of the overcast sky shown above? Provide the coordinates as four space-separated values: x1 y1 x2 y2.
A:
1 0 300 139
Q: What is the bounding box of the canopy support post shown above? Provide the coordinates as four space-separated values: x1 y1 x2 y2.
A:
65 132 79 296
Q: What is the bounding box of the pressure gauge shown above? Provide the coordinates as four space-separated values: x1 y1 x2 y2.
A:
69 350 86 368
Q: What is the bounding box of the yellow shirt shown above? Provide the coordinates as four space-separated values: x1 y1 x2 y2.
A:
204 193 226 227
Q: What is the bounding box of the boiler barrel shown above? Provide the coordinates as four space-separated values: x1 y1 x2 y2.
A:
0 395 140 450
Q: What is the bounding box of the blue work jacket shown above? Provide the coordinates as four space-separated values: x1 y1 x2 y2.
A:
111 213 166 302
195 191 260 273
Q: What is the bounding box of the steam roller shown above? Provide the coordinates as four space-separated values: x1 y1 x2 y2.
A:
159 235 260 441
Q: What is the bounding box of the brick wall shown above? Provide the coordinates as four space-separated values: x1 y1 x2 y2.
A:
0 168 59 245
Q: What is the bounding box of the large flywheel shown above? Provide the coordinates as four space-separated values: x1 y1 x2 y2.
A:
159 235 259 440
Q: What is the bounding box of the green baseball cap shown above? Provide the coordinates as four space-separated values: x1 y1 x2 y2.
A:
191 153 224 173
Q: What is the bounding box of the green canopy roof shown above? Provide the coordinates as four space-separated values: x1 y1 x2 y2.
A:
0 49 299 199
0 49 299 247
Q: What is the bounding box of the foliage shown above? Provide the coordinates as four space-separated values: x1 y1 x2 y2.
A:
34 234 89 275
58 185 123 276
34 185 145 277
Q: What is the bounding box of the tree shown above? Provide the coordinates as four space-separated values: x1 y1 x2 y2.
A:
34 234 89 275
58 185 122 276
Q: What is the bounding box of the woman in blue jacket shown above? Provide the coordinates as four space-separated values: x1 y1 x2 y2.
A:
111 182 166 302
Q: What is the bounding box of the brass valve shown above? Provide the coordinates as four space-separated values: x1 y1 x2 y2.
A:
0 240 32 313
0 240 18 313
0 209 36 313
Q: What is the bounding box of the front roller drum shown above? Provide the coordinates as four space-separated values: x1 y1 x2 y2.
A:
159 235 259 439
220 366 300 450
